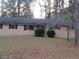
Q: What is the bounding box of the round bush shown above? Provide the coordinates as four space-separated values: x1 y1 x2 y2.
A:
47 30 55 38
35 29 45 37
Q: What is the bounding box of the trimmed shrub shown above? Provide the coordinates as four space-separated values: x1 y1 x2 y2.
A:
47 30 55 38
35 28 45 37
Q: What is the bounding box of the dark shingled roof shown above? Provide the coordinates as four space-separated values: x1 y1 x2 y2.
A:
58 17 73 26
49 14 74 27
0 17 49 25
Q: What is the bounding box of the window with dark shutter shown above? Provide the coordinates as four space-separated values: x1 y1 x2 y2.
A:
29 25 34 30
24 25 28 30
9 24 17 29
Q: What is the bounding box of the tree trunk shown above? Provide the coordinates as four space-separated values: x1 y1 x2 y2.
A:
17 0 20 17
67 26 70 41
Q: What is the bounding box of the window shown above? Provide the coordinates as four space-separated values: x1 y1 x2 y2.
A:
55 25 60 30
69 26 74 30
51 25 60 30
41 26 45 30
9 24 17 29
72 26 74 30
36 25 44 29
24 25 28 30
0 24 3 29
29 25 34 30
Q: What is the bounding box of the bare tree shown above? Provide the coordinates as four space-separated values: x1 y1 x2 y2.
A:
1 0 34 17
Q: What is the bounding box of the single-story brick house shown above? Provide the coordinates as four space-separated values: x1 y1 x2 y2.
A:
48 14 75 39
0 17 49 36
0 16 75 39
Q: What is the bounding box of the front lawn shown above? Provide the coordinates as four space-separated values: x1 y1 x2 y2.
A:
0 36 79 59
